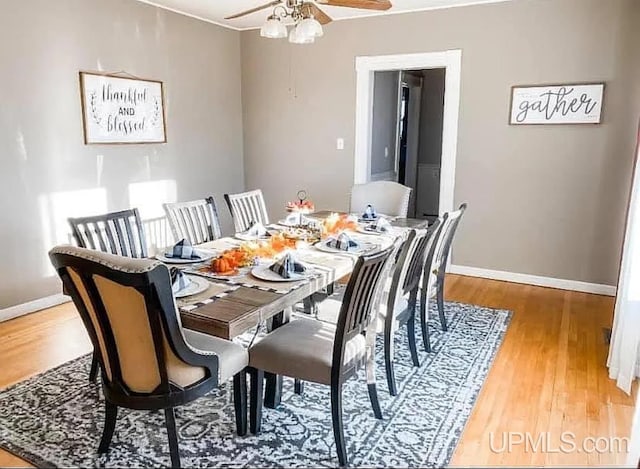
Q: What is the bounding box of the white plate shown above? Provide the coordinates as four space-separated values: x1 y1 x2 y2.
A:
174 275 209 298
235 232 272 241
356 226 386 236
250 264 312 282
314 240 371 254
156 250 216 264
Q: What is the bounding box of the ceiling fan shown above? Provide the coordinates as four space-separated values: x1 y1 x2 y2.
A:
225 0 392 44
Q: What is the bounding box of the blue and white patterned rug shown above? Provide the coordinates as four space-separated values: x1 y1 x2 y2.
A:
0 302 511 468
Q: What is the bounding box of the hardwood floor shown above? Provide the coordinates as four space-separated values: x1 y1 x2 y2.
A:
0 274 634 467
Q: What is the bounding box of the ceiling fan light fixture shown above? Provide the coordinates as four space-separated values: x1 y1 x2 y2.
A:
297 15 323 38
260 15 287 39
288 24 315 44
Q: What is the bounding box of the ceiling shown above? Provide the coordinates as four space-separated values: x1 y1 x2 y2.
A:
134 0 513 30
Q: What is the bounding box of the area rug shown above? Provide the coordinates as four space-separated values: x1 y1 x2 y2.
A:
0 302 511 468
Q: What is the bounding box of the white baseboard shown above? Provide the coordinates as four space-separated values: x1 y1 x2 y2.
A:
449 265 617 296
0 294 70 323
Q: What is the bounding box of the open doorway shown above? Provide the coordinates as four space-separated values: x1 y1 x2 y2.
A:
370 68 445 221
354 50 461 220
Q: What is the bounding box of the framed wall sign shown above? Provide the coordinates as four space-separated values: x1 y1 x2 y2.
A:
79 71 167 144
509 82 605 125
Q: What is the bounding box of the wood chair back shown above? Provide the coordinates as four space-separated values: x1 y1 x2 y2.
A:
68 208 148 258
49 246 219 408
224 189 270 233
331 246 394 379
430 203 467 277
163 197 222 245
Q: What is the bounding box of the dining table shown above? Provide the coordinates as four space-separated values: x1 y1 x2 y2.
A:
167 211 429 408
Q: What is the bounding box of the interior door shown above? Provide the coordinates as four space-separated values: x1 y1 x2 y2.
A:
402 72 423 218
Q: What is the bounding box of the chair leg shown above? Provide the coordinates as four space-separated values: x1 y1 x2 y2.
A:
367 383 383 420
294 378 304 395
419 288 432 353
407 309 420 367
164 407 181 469
97 400 117 454
89 352 99 383
383 325 397 397
233 372 248 436
249 368 264 434
437 279 447 332
330 382 348 467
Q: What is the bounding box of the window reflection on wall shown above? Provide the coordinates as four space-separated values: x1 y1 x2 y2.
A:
38 187 108 275
128 179 177 252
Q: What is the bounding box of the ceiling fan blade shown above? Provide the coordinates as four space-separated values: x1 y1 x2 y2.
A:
317 0 391 10
308 3 333 24
225 0 282 19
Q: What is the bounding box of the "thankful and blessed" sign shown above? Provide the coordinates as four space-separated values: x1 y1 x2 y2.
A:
509 83 604 125
80 72 166 144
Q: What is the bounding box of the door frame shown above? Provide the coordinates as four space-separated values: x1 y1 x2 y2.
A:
353 50 462 216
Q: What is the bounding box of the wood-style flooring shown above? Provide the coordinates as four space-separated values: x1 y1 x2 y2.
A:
0 274 634 467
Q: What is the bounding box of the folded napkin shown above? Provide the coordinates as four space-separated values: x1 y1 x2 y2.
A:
361 204 378 220
365 217 392 233
284 212 310 226
170 267 191 294
165 239 201 260
326 232 360 251
269 252 307 279
244 221 269 237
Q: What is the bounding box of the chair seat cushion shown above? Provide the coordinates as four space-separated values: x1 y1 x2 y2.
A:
183 329 248 382
248 317 366 385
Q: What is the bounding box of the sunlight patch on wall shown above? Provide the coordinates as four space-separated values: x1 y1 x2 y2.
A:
128 179 177 219
38 187 108 275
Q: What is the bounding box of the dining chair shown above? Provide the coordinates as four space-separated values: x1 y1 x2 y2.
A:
419 203 467 349
68 208 148 258
224 189 270 233
49 246 249 469
68 208 149 382
247 246 395 467
163 196 222 245
349 181 412 218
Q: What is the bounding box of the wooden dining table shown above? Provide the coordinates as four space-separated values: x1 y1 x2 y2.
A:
171 211 429 407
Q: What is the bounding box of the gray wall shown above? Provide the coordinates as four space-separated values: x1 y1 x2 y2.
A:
0 0 244 308
241 0 640 286
370 71 399 177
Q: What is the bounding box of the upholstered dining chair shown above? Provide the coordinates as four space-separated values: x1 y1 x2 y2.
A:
163 196 222 245
49 246 249 468
68 208 149 382
349 181 412 218
419 203 467 350
224 189 270 233
247 247 395 467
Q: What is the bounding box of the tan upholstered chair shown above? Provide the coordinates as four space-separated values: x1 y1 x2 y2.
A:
349 181 412 218
163 196 222 245
68 208 149 383
224 189 270 233
420 203 467 343
247 247 395 467
49 246 249 468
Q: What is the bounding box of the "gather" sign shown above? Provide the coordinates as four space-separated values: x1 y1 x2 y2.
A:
509 83 604 125
79 72 167 144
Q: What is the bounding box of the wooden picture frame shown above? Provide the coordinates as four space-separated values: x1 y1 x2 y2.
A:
79 71 167 144
509 82 605 125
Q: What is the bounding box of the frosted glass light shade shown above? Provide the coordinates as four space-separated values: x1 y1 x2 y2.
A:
297 17 323 38
260 17 287 38
289 24 315 44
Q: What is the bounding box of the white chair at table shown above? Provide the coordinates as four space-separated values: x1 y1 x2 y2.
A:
349 181 412 218
163 197 222 245
224 189 270 233
419 203 467 348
